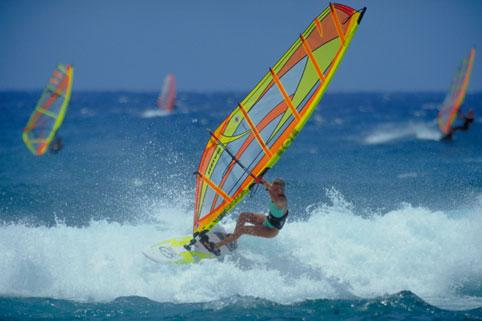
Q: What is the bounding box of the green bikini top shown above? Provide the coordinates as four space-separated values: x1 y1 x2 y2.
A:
264 201 288 230
269 201 287 218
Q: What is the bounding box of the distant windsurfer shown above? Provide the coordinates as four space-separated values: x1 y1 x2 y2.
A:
49 135 64 153
453 109 475 132
214 178 288 249
441 109 475 141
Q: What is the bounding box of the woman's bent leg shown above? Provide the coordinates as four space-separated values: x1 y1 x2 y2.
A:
216 212 265 248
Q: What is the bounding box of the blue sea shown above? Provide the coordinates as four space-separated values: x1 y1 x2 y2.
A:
1 91 481 320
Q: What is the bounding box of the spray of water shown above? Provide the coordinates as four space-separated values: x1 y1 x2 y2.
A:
1 190 481 309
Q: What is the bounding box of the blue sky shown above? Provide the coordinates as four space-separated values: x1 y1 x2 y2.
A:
0 0 481 92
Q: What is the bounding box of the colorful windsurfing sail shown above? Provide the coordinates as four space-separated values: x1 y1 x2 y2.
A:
22 64 74 156
157 74 176 112
438 47 476 135
192 3 366 234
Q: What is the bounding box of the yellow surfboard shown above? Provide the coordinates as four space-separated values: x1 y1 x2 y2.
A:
143 226 237 264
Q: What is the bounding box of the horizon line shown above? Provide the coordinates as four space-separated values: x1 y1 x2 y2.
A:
1 89 482 95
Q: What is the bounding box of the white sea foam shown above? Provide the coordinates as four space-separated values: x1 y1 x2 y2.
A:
1 191 481 310
79 107 96 117
363 122 440 144
140 109 171 118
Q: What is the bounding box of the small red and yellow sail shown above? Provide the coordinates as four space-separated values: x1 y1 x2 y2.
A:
193 3 366 233
438 48 476 135
22 64 74 156
157 74 176 112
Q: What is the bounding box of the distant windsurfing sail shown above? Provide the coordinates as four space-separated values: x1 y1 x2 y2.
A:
438 48 476 135
193 3 366 233
22 64 74 156
157 74 176 112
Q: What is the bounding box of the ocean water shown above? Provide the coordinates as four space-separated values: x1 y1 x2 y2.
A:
0 91 481 320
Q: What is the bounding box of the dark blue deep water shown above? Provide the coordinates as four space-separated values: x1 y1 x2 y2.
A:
1 91 481 320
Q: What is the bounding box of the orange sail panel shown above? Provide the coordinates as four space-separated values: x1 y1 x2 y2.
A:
438 48 476 135
22 64 74 156
193 3 366 233
157 74 176 112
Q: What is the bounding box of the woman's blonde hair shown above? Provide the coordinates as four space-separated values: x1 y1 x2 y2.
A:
272 178 285 190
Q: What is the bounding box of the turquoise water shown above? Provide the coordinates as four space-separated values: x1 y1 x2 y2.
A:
0 91 481 320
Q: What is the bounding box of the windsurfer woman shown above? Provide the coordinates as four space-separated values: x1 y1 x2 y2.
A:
215 178 288 249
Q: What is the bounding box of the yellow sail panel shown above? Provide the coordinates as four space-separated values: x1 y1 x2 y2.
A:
438 48 476 134
22 64 74 156
193 4 366 233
